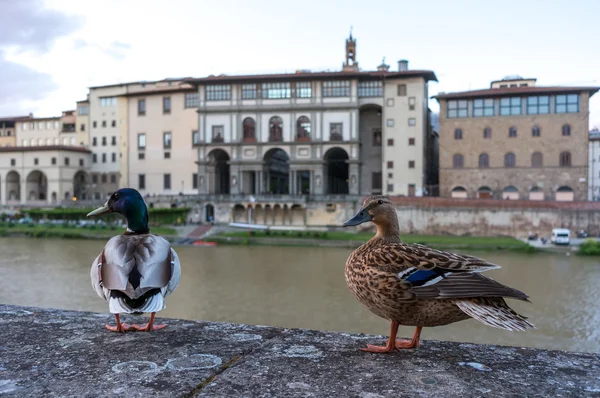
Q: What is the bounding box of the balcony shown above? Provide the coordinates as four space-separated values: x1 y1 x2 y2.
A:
62 124 76 133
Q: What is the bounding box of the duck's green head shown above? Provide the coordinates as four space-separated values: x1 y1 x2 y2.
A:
87 188 149 233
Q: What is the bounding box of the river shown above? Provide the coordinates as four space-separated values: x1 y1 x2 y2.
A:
1 237 598 353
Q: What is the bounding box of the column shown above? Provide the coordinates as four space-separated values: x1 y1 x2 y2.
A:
349 163 359 195
20 177 27 204
0 175 5 205
198 164 208 194
289 170 295 195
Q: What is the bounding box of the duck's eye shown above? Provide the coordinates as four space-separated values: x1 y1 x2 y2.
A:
378 200 383 205
114 194 119 200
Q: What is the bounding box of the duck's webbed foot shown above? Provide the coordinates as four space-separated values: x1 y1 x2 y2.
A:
105 314 136 332
395 326 422 349
130 312 167 332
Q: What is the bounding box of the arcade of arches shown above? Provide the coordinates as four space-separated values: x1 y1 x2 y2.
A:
1 169 93 205
232 203 306 226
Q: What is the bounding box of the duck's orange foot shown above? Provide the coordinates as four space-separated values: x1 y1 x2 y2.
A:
105 323 135 332
395 339 419 349
360 344 396 353
130 323 167 332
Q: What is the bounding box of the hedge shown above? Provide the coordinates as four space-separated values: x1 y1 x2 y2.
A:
23 207 191 225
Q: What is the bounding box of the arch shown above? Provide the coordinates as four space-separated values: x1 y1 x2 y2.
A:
559 151 571 167
232 204 246 223
451 186 467 199
51 192 57 203
262 204 271 225
205 204 215 223
73 170 90 200
263 148 290 194
207 149 230 194
477 186 493 199
532 125 541 137
561 124 571 136
253 204 263 224
6 171 20 201
273 204 284 225
26 170 47 202
531 152 543 167
296 116 311 141
502 185 519 200
324 147 349 194
529 186 544 201
555 186 574 202
64 191 71 200
478 153 489 168
242 117 256 143
504 152 516 168
269 116 283 142
453 153 464 168
454 128 463 140
290 204 305 226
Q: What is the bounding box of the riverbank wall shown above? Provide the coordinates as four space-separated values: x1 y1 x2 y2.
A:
1 304 599 397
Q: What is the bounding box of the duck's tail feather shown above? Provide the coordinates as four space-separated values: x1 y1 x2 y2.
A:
455 297 535 332
108 289 165 314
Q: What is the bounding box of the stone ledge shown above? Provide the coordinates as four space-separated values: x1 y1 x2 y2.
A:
1 304 599 397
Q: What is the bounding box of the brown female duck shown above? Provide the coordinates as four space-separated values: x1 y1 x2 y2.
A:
343 195 534 353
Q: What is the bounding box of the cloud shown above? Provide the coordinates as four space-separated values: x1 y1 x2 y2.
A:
70 39 132 60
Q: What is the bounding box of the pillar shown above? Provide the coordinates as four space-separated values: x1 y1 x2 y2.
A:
198 164 208 194
349 163 359 195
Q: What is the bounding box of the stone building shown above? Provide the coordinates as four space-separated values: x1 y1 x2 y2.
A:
589 128 600 200
434 76 599 202
0 115 31 148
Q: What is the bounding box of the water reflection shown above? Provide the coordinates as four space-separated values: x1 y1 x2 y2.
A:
1 237 598 353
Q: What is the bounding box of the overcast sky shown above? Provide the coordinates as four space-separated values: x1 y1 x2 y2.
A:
1 0 599 128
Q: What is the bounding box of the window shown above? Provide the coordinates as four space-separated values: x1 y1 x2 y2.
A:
397 84 407 96
111 153 116 163
111 136 116 145
206 84 231 101
372 129 381 146
102 153 106 163
387 138 394 146
92 174 98 184
372 172 382 190
532 126 541 137
559 151 572 167
138 152 145 160
387 184 394 192
388 173 392 178
408 160 415 169
473 98 494 117
532 152 543 167
192 130 200 145
102 136 107 146
509 127 517 137
101 121 106 128
408 118 416 126
80 124 85 132
408 184 416 197
184 92 200 108
296 82 312 98
479 153 489 168
11 158 15 166
504 152 516 168
262 82 291 99
408 97 416 110
211 126 224 143
555 94 579 113
34 158 38 165
322 80 350 97
111 120 116 127
454 128 463 140
138 174 146 190
137 133 146 149
483 127 492 139
269 116 283 142
296 116 311 141
110 174 116 184
79 159 84 167
499 97 522 116
92 137 97 146
329 123 343 141
163 96 171 114
527 96 550 114
163 131 172 148
453 154 464 168
29 122 34 130
193 173 198 189
138 99 146 115
65 157 70 166
447 100 468 118
241 84 257 99
386 119 394 127
164 152 171 159
101 174 107 183
51 157 56 165
163 174 171 190
562 124 571 136
358 81 382 97
408 138 415 146
100 97 116 107
387 161 394 169
92 154 97 163
38 121 44 129
92 121 97 128
77 105 89 115
243 118 256 142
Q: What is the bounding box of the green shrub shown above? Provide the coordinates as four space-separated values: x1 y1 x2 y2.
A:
578 239 600 256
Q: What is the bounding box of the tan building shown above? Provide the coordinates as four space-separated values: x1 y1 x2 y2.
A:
0 115 31 147
17 116 62 147
75 100 90 147
434 76 599 201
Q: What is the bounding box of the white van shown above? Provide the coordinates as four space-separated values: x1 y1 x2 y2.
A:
551 228 571 245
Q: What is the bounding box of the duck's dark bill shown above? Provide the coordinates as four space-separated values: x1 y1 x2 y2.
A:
343 209 372 227
87 203 111 217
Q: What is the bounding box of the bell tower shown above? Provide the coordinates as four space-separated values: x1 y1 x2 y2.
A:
342 28 359 71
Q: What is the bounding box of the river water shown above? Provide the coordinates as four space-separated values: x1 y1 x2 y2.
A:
1 237 598 353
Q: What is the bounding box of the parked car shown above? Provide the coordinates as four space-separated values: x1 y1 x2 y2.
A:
576 230 589 239
551 228 571 245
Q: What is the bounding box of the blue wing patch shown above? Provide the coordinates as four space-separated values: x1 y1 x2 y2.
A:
404 269 448 287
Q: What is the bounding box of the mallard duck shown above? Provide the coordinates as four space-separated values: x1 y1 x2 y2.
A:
343 195 534 353
87 188 181 332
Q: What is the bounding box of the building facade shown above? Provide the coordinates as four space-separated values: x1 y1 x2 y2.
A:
434 76 599 202
589 128 600 201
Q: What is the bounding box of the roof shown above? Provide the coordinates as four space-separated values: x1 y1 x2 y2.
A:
589 129 600 140
76 99 89 104
184 70 438 85
121 85 196 97
0 115 33 122
0 145 92 154
88 77 195 90
432 86 600 100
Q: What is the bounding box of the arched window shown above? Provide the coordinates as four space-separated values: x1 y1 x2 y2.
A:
562 124 571 136
478 153 489 168
483 127 492 139
454 128 463 140
451 186 468 198
559 151 571 167
504 152 516 168
242 117 256 143
296 116 311 141
269 116 283 142
453 154 464 168
531 152 543 167
508 126 517 138
532 126 541 137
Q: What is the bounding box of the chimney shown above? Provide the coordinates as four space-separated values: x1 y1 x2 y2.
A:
398 59 409 71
